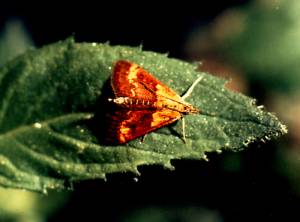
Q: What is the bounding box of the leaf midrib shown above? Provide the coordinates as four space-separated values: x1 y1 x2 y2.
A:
0 113 94 138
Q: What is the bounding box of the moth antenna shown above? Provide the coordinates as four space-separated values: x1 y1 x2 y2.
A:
140 80 198 108
182 75 204 100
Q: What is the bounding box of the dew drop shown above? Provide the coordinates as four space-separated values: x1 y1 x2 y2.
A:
216 149 222 154
265 135 271 140
42 186 48 195
33 122 42 129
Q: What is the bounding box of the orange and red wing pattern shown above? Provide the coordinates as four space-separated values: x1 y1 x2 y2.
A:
106 60 186 144
105 109 181 144
111 60 182 101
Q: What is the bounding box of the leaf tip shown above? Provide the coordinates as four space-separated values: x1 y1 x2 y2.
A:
131 166 141 176
163 161 175 170
280 122 288 135
202 153 209 161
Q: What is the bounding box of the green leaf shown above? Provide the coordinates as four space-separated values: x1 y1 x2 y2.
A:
0 38 287 192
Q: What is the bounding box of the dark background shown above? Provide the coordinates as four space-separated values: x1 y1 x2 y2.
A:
0 1 249 58
1 1 297 221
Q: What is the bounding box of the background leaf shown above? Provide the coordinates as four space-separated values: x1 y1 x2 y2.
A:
0 188 68 222
0 38 286 192
186 0 300 92
0 19 34 67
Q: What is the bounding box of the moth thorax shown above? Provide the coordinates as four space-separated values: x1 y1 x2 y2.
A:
108 97 153 107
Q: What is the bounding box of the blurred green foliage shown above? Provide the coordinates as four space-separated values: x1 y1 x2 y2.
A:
0 19 34 67
121 206 222 222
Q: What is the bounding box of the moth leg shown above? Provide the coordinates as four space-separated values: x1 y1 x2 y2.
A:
140 134 147 143
181 117 187 143
182 75 204 100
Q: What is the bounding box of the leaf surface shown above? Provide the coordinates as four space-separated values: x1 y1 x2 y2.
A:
0 38 287 192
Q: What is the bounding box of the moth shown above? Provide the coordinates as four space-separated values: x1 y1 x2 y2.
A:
106 60 202 144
